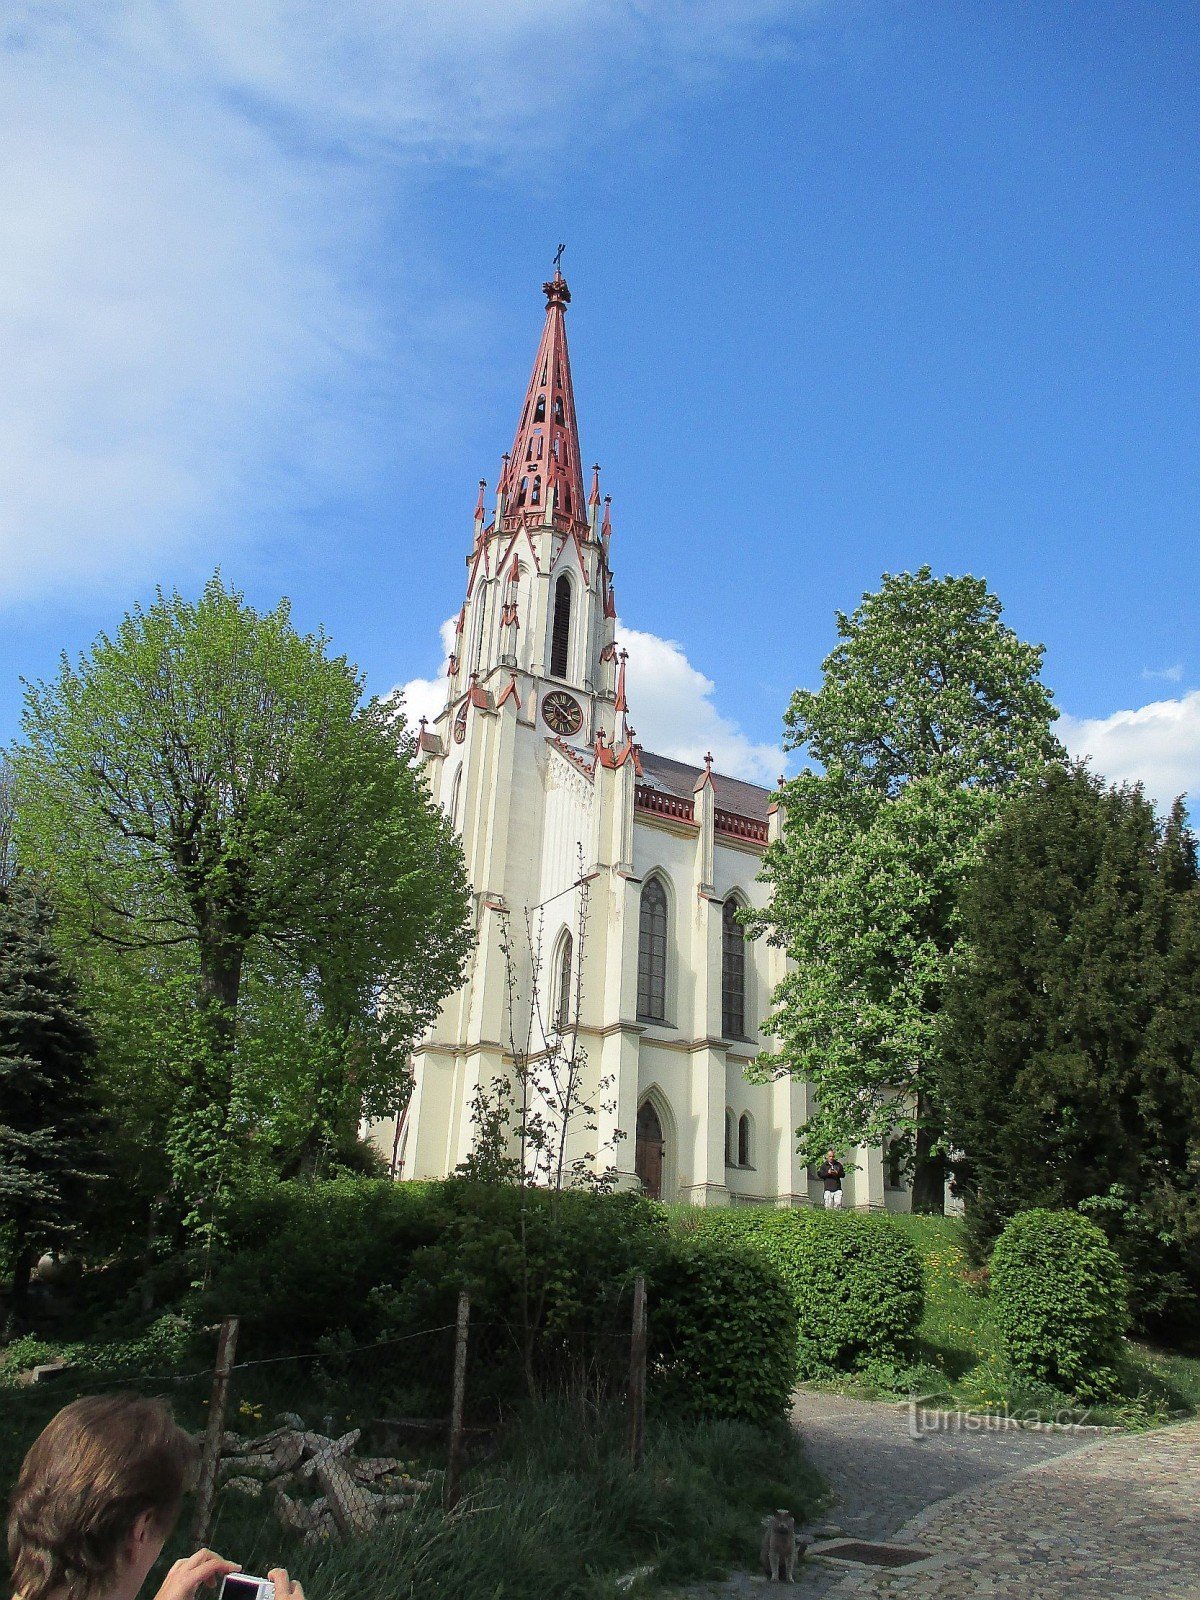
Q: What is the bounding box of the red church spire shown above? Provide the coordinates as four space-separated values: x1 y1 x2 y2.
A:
498 263 588 532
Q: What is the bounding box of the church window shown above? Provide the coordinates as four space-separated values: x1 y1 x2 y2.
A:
449 765 463 830
553 396 565 425
724 1108 735 1167
738 1113 752 1168
555 931 574 1032
550 575 572 678
637 878 668 1022
552 436 560 460
530 477 541 506
722 897 746 1039
517 476 528 507
534 395 546 423
562 487 571 514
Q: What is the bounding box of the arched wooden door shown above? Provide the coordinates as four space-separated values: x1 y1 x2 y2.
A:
635 1099 665 1200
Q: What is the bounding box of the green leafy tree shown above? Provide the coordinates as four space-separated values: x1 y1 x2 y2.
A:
0 881 103 1312
13 577 472 1222
752 568 1061 1210
940 765 1200 1331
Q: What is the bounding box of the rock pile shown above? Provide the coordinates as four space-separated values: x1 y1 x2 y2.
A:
219 1418 435 1542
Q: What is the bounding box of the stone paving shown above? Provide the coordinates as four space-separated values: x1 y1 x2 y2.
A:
678 1390 1200 1600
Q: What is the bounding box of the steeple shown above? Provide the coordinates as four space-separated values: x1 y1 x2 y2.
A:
497 267 588 531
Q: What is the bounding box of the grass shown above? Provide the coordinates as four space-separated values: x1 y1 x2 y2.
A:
0 1349 824 1600
818 1214 1200 1428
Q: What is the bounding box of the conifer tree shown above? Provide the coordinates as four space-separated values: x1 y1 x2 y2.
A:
0 881 103 1310
941 765 1200 1331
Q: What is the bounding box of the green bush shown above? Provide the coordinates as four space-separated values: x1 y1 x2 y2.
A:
199 1177 442 1348
647 1235 797 1423
378 1181 667 1409
990 1209 1129 1401
680 1206 924 1376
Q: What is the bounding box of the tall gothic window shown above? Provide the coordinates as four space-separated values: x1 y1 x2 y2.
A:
722 897 746 1039
534 395 546 423
550 575 572 679
555 932 573 1033
738 1113 752 1168
724 1108 735 1167
637 878 668 1022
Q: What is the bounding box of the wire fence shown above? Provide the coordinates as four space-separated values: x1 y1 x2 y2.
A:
1 1281 650 1567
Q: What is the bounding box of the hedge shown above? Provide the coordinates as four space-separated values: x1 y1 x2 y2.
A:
646 1236 798 1423
680 1206 924 1376
202 1179 797 1422
990 1208 1129 1400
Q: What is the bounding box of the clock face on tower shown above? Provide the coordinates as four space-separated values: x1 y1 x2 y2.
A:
541 689 583 737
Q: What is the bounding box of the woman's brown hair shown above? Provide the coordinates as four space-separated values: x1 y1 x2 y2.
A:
7 1395 198 1600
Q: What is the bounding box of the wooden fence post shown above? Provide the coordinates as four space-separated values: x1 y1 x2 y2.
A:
193 1316 239 1546
627 1274 647 1466
444 1290 471 1511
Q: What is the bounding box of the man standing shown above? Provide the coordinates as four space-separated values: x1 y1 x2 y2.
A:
818 1149 845 1209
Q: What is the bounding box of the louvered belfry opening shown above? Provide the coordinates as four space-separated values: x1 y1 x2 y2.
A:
550 575 572 679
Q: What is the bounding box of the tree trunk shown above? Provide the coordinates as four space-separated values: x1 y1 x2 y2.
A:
197 939 244 1058
910 1094 947 1214
7 1232 37 1335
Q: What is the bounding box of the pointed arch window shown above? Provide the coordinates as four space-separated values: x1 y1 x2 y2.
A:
637 878 668 1022
550 575 572 679
449 765 463 831
724 1108 735 1167
555 931 574 1032
534 395 546 423
517 476 528 507
738 1113 752 1168
530 477 541 506
553 396 565 425
722 897 746 1039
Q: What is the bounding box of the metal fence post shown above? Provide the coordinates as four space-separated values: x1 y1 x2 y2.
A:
444 1290 471 1511
627 1275 647 1466
193 1316 239 1545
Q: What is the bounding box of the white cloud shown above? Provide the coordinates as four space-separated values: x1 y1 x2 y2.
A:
1060 690 1200 812
617 624 784 785
392 616 457 731
1142 663 1184 683
1 1 814 605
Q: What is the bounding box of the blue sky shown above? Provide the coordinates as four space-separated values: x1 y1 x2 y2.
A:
2 2 1197 804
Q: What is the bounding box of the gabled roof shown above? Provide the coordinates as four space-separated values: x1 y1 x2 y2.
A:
638 750 773 822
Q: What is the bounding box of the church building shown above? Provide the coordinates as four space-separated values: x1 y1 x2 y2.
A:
375 269 897 1209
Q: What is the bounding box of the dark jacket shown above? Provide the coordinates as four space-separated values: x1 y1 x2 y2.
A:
817 1159 844 1192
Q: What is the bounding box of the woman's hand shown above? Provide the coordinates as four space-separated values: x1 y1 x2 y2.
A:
153 1550 240 1600
268 1569 305 1600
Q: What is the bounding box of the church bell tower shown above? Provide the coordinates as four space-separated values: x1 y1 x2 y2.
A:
421 265 625 767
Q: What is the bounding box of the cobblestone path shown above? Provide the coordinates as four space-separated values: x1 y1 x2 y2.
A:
678 1390 1199 1600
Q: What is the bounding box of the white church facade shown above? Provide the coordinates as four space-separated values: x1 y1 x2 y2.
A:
374 269 900 1210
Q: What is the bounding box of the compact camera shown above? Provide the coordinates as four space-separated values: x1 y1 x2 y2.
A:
219 1575 274 1600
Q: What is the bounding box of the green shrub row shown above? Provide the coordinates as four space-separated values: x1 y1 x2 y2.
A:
677 1206 925 1376
201 1179 800 1425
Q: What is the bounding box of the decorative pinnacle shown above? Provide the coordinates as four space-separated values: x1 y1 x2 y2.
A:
704 752 713 771
777 774 786 788
419 716 428 732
